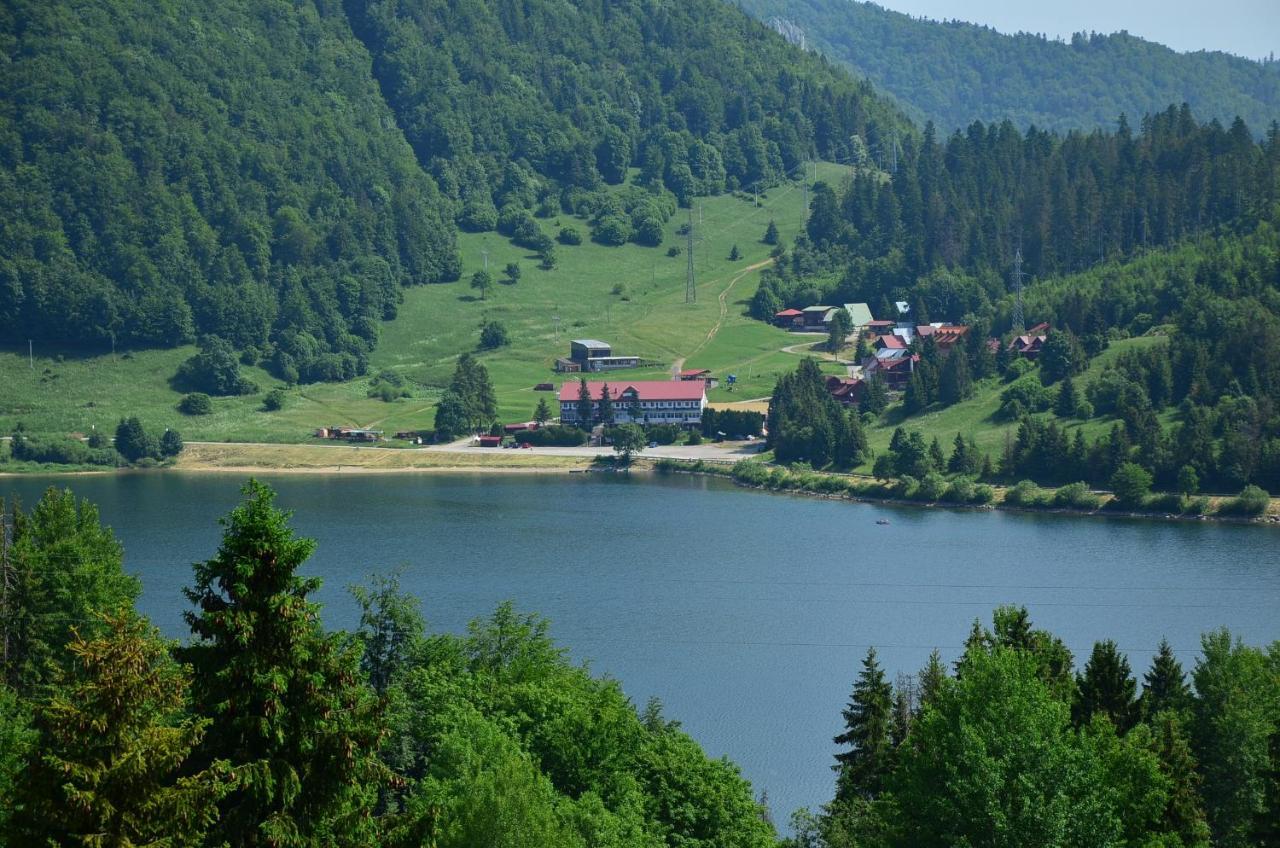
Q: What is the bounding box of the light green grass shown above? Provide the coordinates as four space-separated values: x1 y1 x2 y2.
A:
1 163 852 442
856 336 1168 471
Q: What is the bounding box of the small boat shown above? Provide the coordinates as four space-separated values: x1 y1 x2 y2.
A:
875 518 890 525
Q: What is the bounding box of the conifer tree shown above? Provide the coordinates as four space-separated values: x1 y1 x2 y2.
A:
833 647 894 804
180 481 385 847
928 437 946 471
577 378 594 429
917 649 948 709
1056 372 1079 417
938 348 972 405
1074 639 1138 732
533 397 551 426
1148 711 1211 846
859 371 888 415
10 612 229 846
1142 638 1191 718
903 369 930 413
598 382 615 425
762 219 779 245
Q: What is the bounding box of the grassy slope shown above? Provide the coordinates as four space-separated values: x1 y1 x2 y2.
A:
855 336 1170 472
0 164 849 442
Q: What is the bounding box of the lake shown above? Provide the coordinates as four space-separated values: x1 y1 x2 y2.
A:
4 470 1279 827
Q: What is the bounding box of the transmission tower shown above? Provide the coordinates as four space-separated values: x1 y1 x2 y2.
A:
1011 248 1027 332
685 207 697 304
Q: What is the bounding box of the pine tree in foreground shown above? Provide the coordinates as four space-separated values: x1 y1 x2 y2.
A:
180 480 386 847
10 611 228 845
832 647 894 804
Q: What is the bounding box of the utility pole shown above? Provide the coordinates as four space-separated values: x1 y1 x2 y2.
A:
1011 248 1027 333
801 182 808 226
685 207 697 304
481 244 489 272
28 340 33 371
1 498 11 672
698 202 703 225
553 314 560 342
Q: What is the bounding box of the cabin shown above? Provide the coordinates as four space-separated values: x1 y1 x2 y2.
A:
843 303 874 331
315 426 382 442
558 339 640 372
863 354 919 390
801 305 837 329
916 324 970 356
774 308 804 328
825 376 865 407
1009 334 1047 359
678 368 718 388
477 435 503 448
559 380 707 427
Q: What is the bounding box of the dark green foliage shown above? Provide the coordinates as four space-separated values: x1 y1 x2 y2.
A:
598 383 615 426
827 308 852 353
349 572 425 695
735 0 1280 135
1143 639 1192 719
262 388 286 412
175 338 257 396
0 490 137 693
768 359 866 468
729 244 741 261
763 219 779 245
501 262 521 286
519 425 588 447
179 393 214 416
0 0 457 358
179 481 385 847
700 408 765 440
114 417 158 463
859 371 889 416
470 270 493 300
8 433 118 467
576 378 594 430
937 348 972 405
533 397 551 426
1111 462 1154 506
608 423 646 463
1039 331 1086 385
557 227 582 246
478 319 509 350
1074 640 1139 732
832 648 894 805
159 428 184 458
434 354 497 439
9 612 230 846
1217 485 1272 516
1055 373 1079 417
0 685 34 835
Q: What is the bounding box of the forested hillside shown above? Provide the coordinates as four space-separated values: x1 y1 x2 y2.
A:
0 0 459 380
0 0 907 383
734 0 1280 134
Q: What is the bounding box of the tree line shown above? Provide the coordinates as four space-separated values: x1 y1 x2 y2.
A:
789 606 1279 848
0 482 776 847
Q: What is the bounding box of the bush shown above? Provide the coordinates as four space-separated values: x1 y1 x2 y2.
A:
557 226 582 245
894 475 920 499
685 430 703 445
591 215 631 246
367 370 412 402
9 433 118 466
1053 481 1102 511
666 246 681 257
1004 480 1049 508
1004 358 1035 381
262 388 286 412
998 375 1054 419
1217 485 1271 517
1109 462 1154 507
519 426 588 447
644 424 682 445
972 484 996 504
178 392 213 415
941 476 976 503
175 336 257 396
1185 496 1211 515
1145 492 1187 513
916 471 947 501
479 320 510 350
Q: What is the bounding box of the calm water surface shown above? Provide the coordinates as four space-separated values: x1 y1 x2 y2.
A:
5 471 1279 826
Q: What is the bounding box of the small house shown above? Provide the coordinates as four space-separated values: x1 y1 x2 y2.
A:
801 305 837 329
843 303 874 331
825 376 865 407
477 435 503 448
1009 334 1047 359
566 339 640 372
774 308 804 328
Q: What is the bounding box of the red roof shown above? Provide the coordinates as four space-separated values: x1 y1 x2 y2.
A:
878 354 920 371
875 334 906 350
559 381 707 402
679 368 711 377
866 319 894 326
775 308 803 317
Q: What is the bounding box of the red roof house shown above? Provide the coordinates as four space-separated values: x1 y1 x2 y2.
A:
559 381 708 427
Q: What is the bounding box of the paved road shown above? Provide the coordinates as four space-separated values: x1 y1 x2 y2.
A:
424 438 766 464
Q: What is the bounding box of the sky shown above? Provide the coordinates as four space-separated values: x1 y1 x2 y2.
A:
877 0 1280 60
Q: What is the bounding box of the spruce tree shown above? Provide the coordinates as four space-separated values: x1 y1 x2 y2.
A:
598 382 615 425
832 647 894 804
762 219 779 245
1142 638 1191 718
917 648 948 709
1056 372 1079 417
1074 639 1138 732
180 481 385 847
1148 711 1211 846
938 348 972 405
859 372 888 415
533 397 551 426
928 436 946 471
576 378 594 429
10 611 229 846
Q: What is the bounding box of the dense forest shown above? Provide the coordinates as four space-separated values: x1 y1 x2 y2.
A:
752 106 1280 319
0 482 776 847
788 606 1280 848
0 0 907 383
734 0 1280 135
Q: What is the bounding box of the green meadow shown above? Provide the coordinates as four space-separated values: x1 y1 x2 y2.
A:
1 164 849 443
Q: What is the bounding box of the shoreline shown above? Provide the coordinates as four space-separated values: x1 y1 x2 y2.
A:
4 442 1277 527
